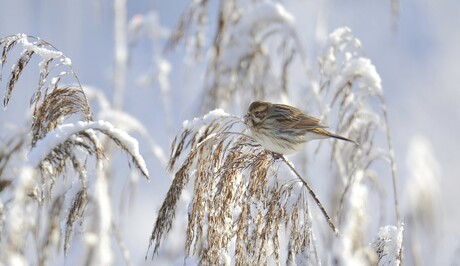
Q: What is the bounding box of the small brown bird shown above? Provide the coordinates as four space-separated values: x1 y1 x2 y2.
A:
244 101 356 154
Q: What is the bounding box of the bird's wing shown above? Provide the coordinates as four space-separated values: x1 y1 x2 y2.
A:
277 111 326 130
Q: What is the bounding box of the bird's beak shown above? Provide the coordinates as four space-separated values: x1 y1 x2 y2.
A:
243 114 249 124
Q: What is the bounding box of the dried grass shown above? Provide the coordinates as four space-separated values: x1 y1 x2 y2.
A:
4 50 34 107
0 136 24 192
165 1 300 113
31 86 92 145
317 28 400 228
0 34 149 262
147 114 329 264
0 1 403 263
0 35 23 81
148 19 401 266
64 189 88 255
39 195 64 266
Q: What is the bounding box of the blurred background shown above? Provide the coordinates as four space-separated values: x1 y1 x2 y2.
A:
1 0 459 264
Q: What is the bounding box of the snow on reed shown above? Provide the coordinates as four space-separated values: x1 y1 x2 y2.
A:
28 120 149 178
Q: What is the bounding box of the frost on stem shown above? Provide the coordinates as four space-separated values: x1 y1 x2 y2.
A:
0 34 83 111
0 34 149 181
147 110 332 265
370 224 404 266
298 26 403 265
317 27 400 232
30 121 150 183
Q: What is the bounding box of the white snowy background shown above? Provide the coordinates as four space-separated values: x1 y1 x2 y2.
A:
0 0 459 265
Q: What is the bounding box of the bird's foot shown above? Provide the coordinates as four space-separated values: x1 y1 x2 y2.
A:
270 152 284 161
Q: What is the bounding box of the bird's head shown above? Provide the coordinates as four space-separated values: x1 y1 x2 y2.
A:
245 101 271 128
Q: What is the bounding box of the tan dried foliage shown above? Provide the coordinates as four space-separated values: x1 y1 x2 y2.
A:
147 115 320 264
31 86 91 146
165 0 299 113
0 34 149 259
64 190 88 255
0 136 24 192
146 23 401 264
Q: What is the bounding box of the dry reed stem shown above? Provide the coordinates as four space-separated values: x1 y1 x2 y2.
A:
0 34 150 260
4 50 34 107
164 1 300 112
32 86 91 146
147 113 337 264
0 136 24 192
316 28 401 238
64 189 88 255
39 195 64 266
280 155 339 235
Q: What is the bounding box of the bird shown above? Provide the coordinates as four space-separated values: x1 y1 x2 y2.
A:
244 100 357 155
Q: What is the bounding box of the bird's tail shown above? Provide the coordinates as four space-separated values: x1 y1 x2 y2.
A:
313 128 359 145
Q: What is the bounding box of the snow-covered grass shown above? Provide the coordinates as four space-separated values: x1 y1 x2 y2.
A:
0 35 151 266
144 1 406 265
28 120 149 178
147 104 403 264
0 0 445 265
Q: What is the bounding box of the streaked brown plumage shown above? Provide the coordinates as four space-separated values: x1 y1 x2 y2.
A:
244 101 356 154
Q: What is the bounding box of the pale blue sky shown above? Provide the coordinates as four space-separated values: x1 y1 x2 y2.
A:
1 0 459 264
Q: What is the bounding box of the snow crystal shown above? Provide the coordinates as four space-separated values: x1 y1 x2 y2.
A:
327 27 361 50
332 57 382 94
321 27 364 77
50 77 59 85
328 27 351 46
28 120 149 177
371 224 404 265
92 120 150 177
182 108 229 130
19 34 63 60
61 57 72 66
